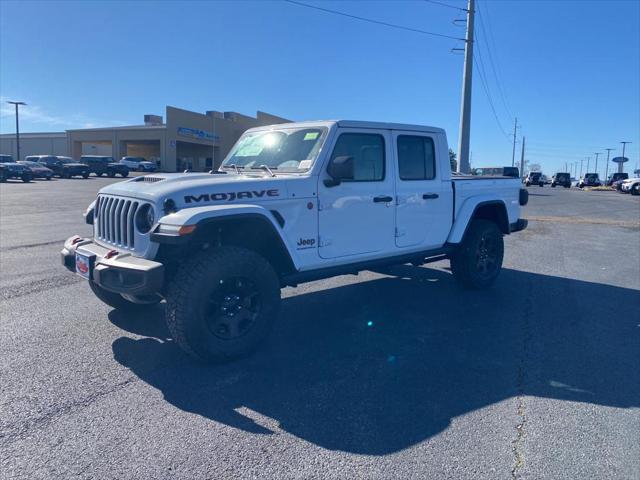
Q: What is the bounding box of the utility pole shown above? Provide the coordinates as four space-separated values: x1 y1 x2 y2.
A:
456 0 475 174
593 152 600 178
620 141 631 173
519 136 525 176
7 101 26 161
605 148 614 181
511 117 518 167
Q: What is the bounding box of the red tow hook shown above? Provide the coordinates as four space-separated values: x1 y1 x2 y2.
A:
104 249 119 259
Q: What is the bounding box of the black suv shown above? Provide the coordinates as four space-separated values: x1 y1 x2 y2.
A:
0 162 32 182
26 155 90 179
551 172 571 188
606 172 628 186
81 156 129 178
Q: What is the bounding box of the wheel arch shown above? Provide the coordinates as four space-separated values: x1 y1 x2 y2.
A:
155 206 298 277
448 199 510 244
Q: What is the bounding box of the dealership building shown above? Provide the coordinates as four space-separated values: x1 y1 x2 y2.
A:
0 106 290 171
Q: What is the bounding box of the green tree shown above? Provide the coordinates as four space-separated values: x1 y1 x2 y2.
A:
449 149 457 171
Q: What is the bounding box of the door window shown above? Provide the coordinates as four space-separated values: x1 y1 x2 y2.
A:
397 135 436 180
330 133 385 181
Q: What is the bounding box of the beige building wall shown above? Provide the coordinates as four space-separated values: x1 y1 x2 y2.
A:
0 133 68 160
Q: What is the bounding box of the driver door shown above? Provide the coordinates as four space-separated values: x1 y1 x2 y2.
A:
318 129 396 259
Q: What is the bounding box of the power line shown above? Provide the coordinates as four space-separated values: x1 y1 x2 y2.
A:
284 0 465 41
475 1 513 120
473 55 510 140
423 0 467 12
473 30 510 140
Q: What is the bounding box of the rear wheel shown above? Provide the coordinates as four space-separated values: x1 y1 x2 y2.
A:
82 172 90 179
89 280 160 311
107 170 116 178
120 171 129 177
451 219 504 289
166 246 281 362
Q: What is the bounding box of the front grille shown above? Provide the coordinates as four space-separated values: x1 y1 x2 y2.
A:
95 195 143 249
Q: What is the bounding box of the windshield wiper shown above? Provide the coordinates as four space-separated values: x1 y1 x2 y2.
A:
250 164 277 177
219 164 244 174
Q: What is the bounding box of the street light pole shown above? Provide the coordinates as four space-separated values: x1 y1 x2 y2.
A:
620 141 631 173
593 152 600 178
7 101 26 161
605 148 614 182
586 156 590 174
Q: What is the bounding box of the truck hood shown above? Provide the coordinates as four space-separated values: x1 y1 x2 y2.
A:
98 172 293 207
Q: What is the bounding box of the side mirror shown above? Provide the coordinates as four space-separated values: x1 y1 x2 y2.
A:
325 155 354 187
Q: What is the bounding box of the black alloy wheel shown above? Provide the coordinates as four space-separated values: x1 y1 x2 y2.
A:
204 277 261 340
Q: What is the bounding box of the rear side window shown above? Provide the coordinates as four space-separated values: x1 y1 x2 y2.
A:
330 133 385 181
397 135 436 180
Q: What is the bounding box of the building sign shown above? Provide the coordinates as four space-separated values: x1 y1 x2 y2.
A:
177 127 219 142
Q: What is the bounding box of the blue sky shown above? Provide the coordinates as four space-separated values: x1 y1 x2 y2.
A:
1 0 638 175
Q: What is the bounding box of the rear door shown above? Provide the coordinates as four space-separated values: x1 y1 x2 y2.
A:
393 131 453 249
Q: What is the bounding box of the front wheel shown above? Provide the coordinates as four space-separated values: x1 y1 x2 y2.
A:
450 219 504 289
166 246 281 362
107 170 116 178
632 184 640 196
21 173 32 183
120 170 129 178
82 172 89 179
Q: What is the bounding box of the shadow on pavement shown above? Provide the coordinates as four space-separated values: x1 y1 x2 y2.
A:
110 266 640 455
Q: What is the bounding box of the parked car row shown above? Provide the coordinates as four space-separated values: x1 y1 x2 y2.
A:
0 154 158 183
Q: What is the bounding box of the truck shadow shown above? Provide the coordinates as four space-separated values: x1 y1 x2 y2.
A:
110 266 640 455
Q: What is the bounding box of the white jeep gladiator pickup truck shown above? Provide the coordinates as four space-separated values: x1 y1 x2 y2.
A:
62 120 528 361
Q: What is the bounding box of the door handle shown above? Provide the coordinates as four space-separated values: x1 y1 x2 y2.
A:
373 195 393 203
422 193 439 200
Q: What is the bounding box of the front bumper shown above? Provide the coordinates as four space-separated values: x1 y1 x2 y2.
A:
61 236 164 296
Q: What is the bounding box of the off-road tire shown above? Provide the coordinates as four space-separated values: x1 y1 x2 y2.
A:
451 219 504 289
632 184 640 196
89 280 158 311
166 246 281 362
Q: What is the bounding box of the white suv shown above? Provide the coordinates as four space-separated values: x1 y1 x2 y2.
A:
120 156 157 172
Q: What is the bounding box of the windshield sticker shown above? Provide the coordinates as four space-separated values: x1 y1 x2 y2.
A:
303 132 319 141
298 160 312 169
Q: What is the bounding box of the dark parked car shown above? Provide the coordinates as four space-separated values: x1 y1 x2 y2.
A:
606 172 628 186
26 155 90 178
81 155 129 177
551 172 571 188
0 162 32 182
18 161 54 180
577 173 601 188
0 154 14 163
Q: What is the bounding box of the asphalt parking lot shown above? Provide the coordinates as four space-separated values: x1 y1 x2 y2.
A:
1 177 639 479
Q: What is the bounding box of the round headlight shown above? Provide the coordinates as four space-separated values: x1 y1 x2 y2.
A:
136 204 155 233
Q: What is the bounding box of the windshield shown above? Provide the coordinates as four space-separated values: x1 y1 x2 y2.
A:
585 173 598 179
530 172 541 178
222 127 328 172
556 173 569 180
